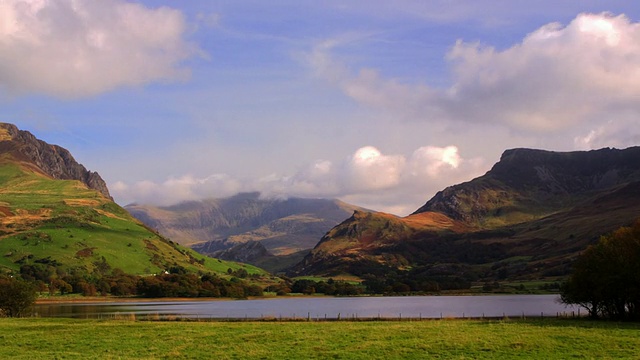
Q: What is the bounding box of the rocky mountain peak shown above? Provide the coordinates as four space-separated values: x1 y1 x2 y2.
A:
0 123 112 199
414 146 640 225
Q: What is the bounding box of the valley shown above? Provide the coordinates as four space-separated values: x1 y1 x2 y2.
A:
290 147 640 290
126 194 365 273
1 121 640 298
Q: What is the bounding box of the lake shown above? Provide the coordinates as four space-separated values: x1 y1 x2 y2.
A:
32 294 581 319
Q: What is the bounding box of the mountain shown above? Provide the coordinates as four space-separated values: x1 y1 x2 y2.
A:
0 123 262 277
291 147 640 283
0 123 111 199
126 193 365 272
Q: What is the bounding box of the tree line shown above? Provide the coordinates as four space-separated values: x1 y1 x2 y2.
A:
0 264 267 317
17 263 264 299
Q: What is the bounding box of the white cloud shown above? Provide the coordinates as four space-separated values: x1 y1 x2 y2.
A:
408 146 461 178
344 146 405 191
112 174 242 207
111 145 486 215
0 0 197 98
573 116 640 150
307 13 640 136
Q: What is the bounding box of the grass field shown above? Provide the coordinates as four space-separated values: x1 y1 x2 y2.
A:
1 318 639 359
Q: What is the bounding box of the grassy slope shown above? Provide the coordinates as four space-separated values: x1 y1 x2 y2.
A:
0 162 265 276
1 318 639 359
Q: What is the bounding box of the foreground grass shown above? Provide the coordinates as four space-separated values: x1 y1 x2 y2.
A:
1 318 639 359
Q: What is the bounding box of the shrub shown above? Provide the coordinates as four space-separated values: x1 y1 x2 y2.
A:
0 277 37 317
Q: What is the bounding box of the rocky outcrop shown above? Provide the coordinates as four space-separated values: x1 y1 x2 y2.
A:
414 147 640 225
0 123 112 199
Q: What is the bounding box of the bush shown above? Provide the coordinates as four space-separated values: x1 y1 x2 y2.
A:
0 277 37 317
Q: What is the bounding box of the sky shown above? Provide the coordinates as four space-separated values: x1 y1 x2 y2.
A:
1 1 640 216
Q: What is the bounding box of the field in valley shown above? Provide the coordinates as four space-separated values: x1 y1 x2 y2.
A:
1 318 639 359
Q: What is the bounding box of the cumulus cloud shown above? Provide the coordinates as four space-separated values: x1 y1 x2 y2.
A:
343 146 405 191
112 145 485 215
0 0 197 98
308 13 640 135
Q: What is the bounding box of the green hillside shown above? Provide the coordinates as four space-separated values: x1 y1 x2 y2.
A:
0 160 264 277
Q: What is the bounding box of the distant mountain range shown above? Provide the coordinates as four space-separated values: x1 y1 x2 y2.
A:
290 147 640 282
126 194 365 273
0 123 259 277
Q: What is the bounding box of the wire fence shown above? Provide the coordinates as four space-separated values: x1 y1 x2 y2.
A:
90 309 584 322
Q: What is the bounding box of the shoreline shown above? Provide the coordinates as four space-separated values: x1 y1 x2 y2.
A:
35 296 243 305
35 291 559 305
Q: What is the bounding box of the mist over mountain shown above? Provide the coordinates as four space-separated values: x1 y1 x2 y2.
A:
126 193 366 273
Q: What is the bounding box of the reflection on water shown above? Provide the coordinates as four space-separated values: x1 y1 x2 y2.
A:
33 295 579 320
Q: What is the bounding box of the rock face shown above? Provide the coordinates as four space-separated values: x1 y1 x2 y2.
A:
214 241 271 263
414 147 640 227
0 123 112 199
291 146 640 280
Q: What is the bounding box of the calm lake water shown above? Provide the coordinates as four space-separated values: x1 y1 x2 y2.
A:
33 295 580 319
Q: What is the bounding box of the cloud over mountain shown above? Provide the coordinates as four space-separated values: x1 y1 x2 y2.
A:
112 145 485 215
0 0 197 98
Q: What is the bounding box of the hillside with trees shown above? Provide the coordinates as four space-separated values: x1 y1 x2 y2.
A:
290 147 640 290
0 123 272 304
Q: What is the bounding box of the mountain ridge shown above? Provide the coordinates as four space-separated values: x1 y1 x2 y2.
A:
414 146 640 226
291 146 640 282
0 123 111 199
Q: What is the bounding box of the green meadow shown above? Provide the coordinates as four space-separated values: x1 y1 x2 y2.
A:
0 162 265 277
1 318 639 359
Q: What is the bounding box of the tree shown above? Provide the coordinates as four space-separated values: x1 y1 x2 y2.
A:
561 219 640 320
0 277 37 317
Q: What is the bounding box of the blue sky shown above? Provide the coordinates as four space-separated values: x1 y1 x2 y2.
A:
1 1 640 215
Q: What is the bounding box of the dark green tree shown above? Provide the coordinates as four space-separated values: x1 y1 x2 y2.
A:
561 219 640 320
0 277 37 317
